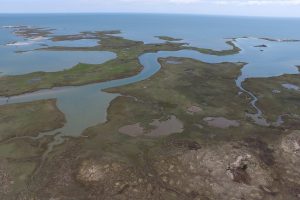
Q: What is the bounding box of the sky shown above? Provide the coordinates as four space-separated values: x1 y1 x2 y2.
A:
1 0 300 17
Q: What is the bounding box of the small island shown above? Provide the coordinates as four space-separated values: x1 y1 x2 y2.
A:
155 35 183 42
254 44 268 48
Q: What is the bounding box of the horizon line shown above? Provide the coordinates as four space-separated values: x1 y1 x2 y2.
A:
0 12 300 19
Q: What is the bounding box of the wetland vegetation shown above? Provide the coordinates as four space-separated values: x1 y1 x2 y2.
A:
0 29 240 97
0 25 299 199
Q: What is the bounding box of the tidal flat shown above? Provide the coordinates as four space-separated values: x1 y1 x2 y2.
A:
0 21 300 199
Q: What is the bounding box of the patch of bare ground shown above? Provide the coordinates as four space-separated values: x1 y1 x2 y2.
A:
186 105 203 115
153 142 276 200
75 159 164 199
275 130 300 197
0 159 12 195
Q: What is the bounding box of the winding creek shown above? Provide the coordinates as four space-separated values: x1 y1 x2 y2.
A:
1 36 300 156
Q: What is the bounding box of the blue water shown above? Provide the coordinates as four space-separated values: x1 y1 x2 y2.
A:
1 14 300 77
0 14 300 152
0 26 112 75
49 39 99 47
1 13 300 49
0 47 116 75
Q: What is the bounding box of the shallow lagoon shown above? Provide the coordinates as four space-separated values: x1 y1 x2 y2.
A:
49 39 99 47
0 46 115 75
